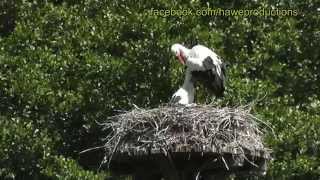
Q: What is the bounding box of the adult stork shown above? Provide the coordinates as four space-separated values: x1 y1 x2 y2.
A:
170 68 195 105
171 43 226 97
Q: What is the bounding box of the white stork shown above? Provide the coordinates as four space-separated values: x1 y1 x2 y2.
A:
171 43 226 97
170 68 195 105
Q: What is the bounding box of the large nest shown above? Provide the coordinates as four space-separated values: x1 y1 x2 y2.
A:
99 104 271 168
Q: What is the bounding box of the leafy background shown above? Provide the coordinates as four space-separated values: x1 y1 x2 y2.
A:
0 0 319 179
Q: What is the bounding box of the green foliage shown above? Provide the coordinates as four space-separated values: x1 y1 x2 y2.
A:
0 0 319 179
0 115 53 179
0 115 107 179
41 155 107 180
263 103 320 179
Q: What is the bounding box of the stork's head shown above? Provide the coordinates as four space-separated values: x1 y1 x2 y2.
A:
171 43 187 65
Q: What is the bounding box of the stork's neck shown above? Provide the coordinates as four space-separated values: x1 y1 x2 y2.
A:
179 45 191 57
182 69 194 92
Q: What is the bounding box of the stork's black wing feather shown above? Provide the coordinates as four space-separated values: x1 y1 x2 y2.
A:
202 56 215 70
191 56 227 97
169 95 181 104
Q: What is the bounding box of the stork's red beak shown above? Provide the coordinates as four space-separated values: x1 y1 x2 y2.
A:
177 50 186 65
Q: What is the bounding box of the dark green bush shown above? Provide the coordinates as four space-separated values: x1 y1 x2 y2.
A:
0 0 319 179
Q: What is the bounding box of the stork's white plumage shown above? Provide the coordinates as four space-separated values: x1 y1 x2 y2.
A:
170 68 194 105
171 43 226 97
